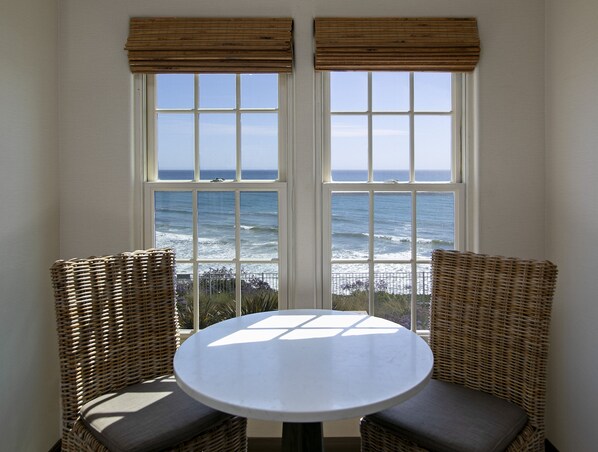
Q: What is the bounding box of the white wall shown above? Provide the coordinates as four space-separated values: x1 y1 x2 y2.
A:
0 0 61 450
59 0 548 439
545 0 598 449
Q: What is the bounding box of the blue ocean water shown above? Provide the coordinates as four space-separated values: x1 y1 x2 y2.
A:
155 170 454 270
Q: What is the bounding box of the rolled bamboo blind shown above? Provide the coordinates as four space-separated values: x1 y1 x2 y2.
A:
314 17 480 72
125 17 293 73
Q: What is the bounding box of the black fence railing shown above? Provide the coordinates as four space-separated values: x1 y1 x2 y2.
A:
176 271 432 296
175 271 432 330
331 272 431 295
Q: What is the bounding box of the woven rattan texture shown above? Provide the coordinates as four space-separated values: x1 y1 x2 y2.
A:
51 248 247 452
125 17 293 74
314 17 480 72
360 249 557 452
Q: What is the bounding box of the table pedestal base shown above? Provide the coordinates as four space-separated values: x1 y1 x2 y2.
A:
282 422 324 452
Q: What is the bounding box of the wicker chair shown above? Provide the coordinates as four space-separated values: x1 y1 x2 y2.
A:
50 248 247 452
360 249 558 452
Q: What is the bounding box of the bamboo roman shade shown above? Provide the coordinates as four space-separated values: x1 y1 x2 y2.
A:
314 18 480 72
125 17 293 73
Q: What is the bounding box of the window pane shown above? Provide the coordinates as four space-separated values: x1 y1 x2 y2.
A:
157 74 194 109
241 74 278 109
417 263 432 330
154 191 193 260
414 115 451 181
373 115 410 182
197 192 235 260
159 170 194 180
197 264 236 328
372 72 409 112
157 114 194 177
199 113 236 180
416 192 454 259
331 192 369 260
199 74 236 109
330 72 367 112
331 115 368 181
241 264 278 314
331 263 369 313
374 264 411 329
175 264 194 329
414 72 452 112
240 192 278 260
241 113 278 180
374 193 411 260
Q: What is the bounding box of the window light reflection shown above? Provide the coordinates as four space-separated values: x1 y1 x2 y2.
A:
279 328 343 340
301 314 367 328
247 315 315 329
208 329 287 347
208 314 403 347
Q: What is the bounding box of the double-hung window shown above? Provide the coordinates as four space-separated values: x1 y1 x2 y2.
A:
321 71 465 332
144 73 288 330
134 17 476 334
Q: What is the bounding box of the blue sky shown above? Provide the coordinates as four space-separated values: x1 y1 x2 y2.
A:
156 72 452 173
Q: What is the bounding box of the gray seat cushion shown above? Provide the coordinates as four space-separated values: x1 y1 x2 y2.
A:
367 379 528 452
81 376 228 452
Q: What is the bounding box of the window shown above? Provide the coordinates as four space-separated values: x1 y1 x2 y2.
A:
321 71 465 332
144 73 288 331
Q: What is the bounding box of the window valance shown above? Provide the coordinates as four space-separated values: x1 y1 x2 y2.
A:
314 17 480 72
125 17 293 73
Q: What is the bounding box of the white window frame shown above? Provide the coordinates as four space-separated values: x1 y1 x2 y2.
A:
140 73 292 333
317 72 467 334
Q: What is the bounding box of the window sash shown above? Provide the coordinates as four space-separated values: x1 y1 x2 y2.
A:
320 71 466 333
144 183 288 324
322 183 465 331
322 72 462 183
147 74 288 183
144 74 289 331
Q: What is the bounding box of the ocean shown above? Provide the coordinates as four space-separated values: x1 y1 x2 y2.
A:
154 169 455 278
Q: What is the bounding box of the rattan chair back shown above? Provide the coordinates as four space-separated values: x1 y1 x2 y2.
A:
429 249 558 436
50 249 178 436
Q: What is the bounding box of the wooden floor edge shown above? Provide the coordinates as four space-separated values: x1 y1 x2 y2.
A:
546 438 560 452
48 439 61 452
249 436 360 451
48 436 559 451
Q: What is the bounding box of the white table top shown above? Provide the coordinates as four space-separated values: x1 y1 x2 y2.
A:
174 309 433 423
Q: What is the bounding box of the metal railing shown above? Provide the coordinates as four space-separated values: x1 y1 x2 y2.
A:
176 271 431 296
331 272 431 295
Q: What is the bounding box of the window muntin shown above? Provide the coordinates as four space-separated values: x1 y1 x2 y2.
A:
322 71 464 332
146 73 287 331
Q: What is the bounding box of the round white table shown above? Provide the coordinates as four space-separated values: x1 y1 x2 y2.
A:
174 309 433 451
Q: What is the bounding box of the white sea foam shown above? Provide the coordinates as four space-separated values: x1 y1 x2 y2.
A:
334 232 451 246
156 230 279 264
332 248 412 261
156 230 193 241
